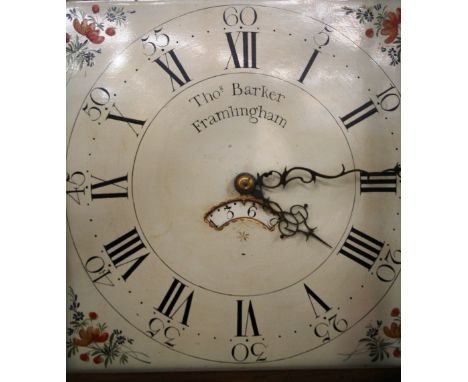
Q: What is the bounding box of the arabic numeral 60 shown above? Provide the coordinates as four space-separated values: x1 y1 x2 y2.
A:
223 7 257 26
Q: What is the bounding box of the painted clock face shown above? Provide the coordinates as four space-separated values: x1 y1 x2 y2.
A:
67 3 401 364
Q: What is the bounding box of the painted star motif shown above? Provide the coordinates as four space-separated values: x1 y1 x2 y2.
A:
238 231 250 242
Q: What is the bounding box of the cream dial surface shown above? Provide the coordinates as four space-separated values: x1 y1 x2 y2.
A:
67 1 400 367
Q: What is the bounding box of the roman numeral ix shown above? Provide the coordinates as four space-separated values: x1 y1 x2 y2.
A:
91 174 128 199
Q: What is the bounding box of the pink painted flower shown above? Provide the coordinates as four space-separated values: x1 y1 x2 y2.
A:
381 8 401 44
73 19 105 44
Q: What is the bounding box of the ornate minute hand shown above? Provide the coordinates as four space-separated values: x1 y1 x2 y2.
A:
233 163 400 247
256 163 401 193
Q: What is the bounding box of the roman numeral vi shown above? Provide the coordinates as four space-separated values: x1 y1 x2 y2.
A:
236 300 261 337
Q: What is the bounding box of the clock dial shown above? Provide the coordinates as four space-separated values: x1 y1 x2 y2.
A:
67 3 400 364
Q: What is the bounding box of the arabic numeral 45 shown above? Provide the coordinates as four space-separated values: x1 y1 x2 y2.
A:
66 171 86 204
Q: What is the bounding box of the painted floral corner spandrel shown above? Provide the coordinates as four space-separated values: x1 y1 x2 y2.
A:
67 287 150 368
341 308 401 362
343 4 401 66
66 4 135 76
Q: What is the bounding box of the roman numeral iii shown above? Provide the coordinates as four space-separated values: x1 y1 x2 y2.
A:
103 228 149 281
360 171 398 193
339 227 384 270
157 278 194 326
225 32 258 69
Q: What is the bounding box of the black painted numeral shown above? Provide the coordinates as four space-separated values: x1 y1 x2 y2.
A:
340 100 378 129
340 84 400 129
225 32 258 69
82 88 146 136
91 174 128 199
85 256 115 287
304 284 331 319
67 171 86 205
360 171 397 193
106 106 146 136
339 227 384 270
103 228 149 281
298 49 320 83
154 49 191 91
157 278 194 326
236 300 261 337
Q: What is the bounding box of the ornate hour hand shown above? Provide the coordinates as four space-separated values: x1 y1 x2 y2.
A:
262 200 332 248
233 173 332 248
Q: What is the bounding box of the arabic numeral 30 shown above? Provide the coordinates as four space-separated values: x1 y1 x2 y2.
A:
231 342 267 362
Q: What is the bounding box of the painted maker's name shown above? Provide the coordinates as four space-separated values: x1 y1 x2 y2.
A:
188 82 286 107
191 105 287 133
